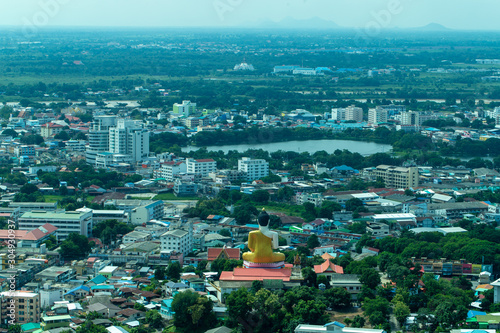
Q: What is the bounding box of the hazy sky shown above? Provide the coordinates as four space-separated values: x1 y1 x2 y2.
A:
2 0 500 31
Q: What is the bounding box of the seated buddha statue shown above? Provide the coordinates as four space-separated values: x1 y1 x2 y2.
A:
242 210 285 267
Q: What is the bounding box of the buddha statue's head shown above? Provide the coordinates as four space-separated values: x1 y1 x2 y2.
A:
257 209 270 227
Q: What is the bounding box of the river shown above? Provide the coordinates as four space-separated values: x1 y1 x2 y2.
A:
182 139 392 156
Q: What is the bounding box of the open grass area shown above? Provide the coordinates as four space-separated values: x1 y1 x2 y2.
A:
162 325 176 333
42 195 95 204
153 193 199 201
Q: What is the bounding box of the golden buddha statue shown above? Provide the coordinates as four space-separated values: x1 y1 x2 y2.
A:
243 210 285 268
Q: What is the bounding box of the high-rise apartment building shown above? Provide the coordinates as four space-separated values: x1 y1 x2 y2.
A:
238 157 269 181
331 105 363 122
186 158 216 177
368 107 388 125
108 119 149 163
85 115 117 165
375 165 419 189
0 291 40 324
173 101 196 116
86 117 149 167
346 105 364 122
401 111 421 126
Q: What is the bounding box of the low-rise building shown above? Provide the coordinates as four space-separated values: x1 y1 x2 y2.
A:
366 222 390 238
35 266 75 283
161 227 193 257
0 223 57 248
123 231 151 244
18 210 93 240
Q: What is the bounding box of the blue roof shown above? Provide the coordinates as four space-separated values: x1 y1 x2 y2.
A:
325 322 345 328
91 284 115 291
468 310 487 318
64 285 90 296
333 165 355 171
162 299 173 307
88 275 107 285
21 323 41 332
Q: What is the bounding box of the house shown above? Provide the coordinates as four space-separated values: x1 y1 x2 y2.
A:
163 282 189 295
416 217 435 228
207 248 240 263
116 308 144 321
271 213 305 226
122 231 151 244
362 247 380 256
313 246 339 256
160 299 174 319
330 274 363 301
295 321 385 333
86 275 108 286
314 260 344 281
64 285 90 301
303 219 327 232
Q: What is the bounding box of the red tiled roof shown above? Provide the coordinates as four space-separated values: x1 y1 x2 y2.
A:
321 253 336 261
207 248 240 261
314 261 344 274
220 267 292 282
270 213 304 225
195 159 215 162
0 223 57 241
46 122 63 128
117 308 141 317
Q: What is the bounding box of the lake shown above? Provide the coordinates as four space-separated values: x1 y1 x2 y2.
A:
182 139 392 156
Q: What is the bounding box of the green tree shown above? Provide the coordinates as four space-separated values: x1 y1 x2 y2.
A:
166 262 182 281
302 267 317 287
277 186 295 202
345 198 364 212
394 301 410 326
59 233 91 260
360 268 381 289
7 325 21 333
323 287 351 310
225 287 253 328
145 310 164 329
307 234 320 249
2 129 18 137
251 190 270 203
154 266 166 280
218 229 231 237
172 290 216 333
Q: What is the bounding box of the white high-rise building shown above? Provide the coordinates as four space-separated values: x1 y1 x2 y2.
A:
173 101 196 116
345 105 364 122
85 115 117 165
401 111 421 126
153 161 187 181
108 119 149 163
186 158 217 177
332 105 364 122
331 108 346 121
238 157 269 181
368 107 388 125
86 117 150 167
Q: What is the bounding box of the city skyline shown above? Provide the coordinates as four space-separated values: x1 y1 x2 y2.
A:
2 0 500 32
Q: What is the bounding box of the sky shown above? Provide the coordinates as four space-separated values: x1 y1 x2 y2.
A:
1 0 500 31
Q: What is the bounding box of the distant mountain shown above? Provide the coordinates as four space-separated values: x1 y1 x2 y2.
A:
244 17 340 30
411 23 452 31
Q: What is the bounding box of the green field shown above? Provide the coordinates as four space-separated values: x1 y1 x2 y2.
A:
153 193 199 201
42 195 95 205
